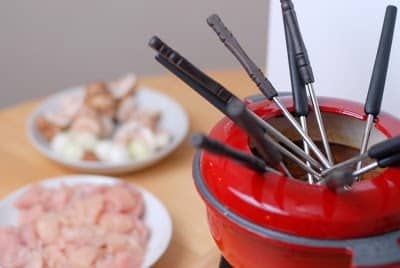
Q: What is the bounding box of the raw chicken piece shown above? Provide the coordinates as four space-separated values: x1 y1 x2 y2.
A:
104 184 140 213
43 245 67 268
36 213 60 244
113 121 141 145
96 257 116 268
115 250 143 268
35 92 85 141
126 108 161 129
66 245 99 267
19 205 44 225
47 184 73 211
19 224 39 249
130 218 150 247
70 194 104 225
25 250 44 268
116 96 138 123
104 233 130 254
70 109 106 138
85 81 117 117
35 115 63 141
99 212 135 233
109 73 138 100
58 91 85 120
15 185 50 210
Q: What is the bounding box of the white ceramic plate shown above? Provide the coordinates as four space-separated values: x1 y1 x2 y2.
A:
27 87 189 174
0 175 173 268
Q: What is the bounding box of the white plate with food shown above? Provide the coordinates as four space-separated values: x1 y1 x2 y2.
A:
0 175 172 268
27 74 189 173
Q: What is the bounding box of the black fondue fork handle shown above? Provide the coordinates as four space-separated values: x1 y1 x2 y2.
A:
280 0 314 85
149 36 235 104
369 135 400 159
284 20 309 117
377 153 400 168
365 6 397 116
226 99 283 167
190 133 281 174
207 14 278 100
154 55 229 112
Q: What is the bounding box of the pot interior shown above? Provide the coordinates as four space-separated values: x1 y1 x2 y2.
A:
263 111 388 182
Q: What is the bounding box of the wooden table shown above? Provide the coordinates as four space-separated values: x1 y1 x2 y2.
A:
0 69 261 267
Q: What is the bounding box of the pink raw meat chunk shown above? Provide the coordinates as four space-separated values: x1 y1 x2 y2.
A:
105 183 143 216
0 182 149 268
15 185 50 210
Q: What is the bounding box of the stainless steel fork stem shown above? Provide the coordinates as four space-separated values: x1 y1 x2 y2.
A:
250 111 324 170
272 97 331 168
300 116 315 183
355 114 375 181
306 83 334 165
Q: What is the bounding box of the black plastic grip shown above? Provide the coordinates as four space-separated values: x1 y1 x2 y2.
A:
369 135 400 159
155 55 228 113
226 99 283 167
377 153 400 168
190 133 267 172
149 36 236 105
207 14 278 100
280 0 315 84
284 21 309 117
364 6 397 116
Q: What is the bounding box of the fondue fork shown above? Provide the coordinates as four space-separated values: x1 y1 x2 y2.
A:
280 0 334 165
152 52 290 175
283 20 313 184
321 135 400 177
227 99 322 179
149 36 324 171
153 48 322 179
190 133 282 175
356 6 397 181
321 153 400 190
206 14 331 169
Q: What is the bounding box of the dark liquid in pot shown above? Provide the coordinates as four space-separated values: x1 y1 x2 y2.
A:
250 140 384 182
283 141 384 182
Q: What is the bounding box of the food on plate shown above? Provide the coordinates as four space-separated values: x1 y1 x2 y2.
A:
35 73 173 163
0 182 149 268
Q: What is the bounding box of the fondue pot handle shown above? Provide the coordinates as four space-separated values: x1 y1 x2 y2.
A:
346 230 400 268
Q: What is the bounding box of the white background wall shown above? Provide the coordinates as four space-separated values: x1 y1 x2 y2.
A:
267 0 400 115
0 1 269 107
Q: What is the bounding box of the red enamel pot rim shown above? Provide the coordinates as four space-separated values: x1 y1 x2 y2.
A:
197 97 400 239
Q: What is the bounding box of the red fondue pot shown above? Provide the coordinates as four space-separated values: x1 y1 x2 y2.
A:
193 96 400 268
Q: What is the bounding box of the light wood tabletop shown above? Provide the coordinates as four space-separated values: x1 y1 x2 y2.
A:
0 69 261 268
